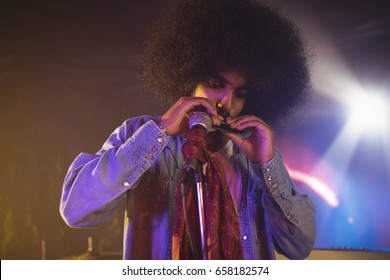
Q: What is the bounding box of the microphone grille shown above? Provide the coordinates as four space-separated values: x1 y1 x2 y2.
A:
189 112 212 132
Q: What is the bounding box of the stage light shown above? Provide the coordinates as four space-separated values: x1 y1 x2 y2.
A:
347 91 390 136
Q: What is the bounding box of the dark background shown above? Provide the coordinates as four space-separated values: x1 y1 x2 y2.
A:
1 0 389 259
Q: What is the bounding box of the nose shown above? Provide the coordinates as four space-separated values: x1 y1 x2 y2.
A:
218 89 235 112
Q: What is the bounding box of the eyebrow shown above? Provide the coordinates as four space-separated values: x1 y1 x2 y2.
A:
210 74 254 91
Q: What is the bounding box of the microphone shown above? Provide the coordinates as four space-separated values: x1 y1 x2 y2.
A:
188 111 212 132
182 112 211 172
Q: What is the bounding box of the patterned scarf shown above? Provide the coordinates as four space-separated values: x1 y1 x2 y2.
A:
172 127 243 259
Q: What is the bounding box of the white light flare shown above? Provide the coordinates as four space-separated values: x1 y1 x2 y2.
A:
347 91 390 136
287 166 340 207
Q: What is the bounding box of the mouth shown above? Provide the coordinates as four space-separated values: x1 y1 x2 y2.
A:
210 103 251 138
212 103 241 134
216 102 230 120
213 103 242 134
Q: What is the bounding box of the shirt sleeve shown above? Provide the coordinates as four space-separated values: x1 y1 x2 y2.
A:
250 150 317 259
59 117 169 228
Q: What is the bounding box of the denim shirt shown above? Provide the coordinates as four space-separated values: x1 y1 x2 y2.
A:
60 115 316 259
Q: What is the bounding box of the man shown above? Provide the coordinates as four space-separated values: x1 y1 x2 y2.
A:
60 0 316 259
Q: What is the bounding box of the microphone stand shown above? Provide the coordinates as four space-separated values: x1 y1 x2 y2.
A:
194 162 207 260
182 157 208 260
181 111 211 260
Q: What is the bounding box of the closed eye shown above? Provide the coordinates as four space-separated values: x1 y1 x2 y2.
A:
206 74 253 99
235 89 251 99
208 78 225 89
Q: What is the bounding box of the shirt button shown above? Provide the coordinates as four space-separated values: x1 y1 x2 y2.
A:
267 176 272 181
157 136 165 143
271 183 278 190
123 181 130 188
242 234 248 241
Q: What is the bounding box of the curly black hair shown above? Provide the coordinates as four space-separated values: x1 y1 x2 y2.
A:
140 0 312 127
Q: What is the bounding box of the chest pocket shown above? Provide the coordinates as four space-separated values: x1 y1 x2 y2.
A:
127 171 169 230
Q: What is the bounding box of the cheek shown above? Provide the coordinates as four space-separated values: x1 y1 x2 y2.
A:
231 100 247 117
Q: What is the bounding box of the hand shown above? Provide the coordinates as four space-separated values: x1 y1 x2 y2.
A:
161 97 223 136
225 115 275 164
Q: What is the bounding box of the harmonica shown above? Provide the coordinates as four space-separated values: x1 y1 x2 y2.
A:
212 103 243 134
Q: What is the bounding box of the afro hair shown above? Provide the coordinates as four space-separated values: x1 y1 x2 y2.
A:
140 0 312 126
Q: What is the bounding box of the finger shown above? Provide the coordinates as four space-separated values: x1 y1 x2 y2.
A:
229 116 271 130
185 97 218 116
211 115 222 126
238 119 269 129
229 114 264 123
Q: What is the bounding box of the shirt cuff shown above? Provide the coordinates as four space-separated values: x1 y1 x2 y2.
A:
122 119 170 165
250 150 290 194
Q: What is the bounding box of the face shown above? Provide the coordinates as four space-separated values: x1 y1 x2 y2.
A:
193 70 252 119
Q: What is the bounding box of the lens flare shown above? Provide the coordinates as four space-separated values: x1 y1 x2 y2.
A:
287 166 340 207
